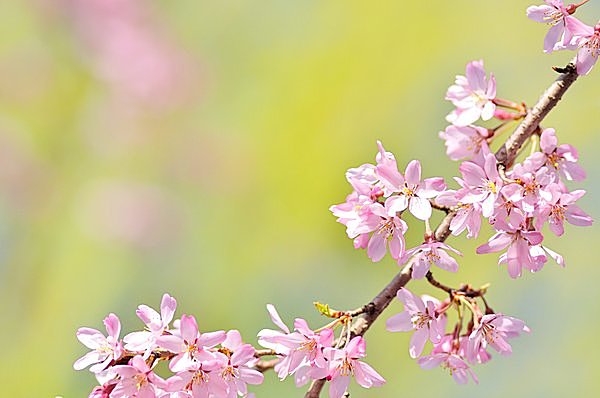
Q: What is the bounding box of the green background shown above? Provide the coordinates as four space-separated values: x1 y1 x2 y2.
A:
0 1 598 396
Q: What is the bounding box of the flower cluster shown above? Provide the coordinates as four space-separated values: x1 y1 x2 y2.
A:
74 294 263 398
258 305 385 398
330 142 465 280
527 0 600 75
386 287 529 384
437 58 592 279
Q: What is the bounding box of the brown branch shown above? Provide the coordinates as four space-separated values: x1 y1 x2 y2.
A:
305 62 580 398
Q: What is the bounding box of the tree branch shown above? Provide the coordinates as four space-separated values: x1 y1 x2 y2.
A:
305 62 579 397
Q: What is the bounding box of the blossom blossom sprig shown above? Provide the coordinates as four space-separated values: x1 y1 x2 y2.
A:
387 278 529 384
74 294 269 398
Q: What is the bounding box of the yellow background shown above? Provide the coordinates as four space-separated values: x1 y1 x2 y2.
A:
0 1 598 396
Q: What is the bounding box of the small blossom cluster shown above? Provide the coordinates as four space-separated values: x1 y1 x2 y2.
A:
386 287 529 384
527 0 600 75
440 89 592 278
74 294 263 398
258 305 385 398
330 142 465 280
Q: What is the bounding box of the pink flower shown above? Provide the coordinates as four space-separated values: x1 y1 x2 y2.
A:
401 240 462 279
527 1 579 52
436 190 483 239
374 141 404 197
467 314 529 360
214 330 264 397
124 293 177 357
525 128 586 181
156 315 226 372
503 164 554 214
166 359 228 398
386 288 446 358
456 151 503 218
439 125 490 161
324 337 385 398
566 18 600 75
417 352 478 385
111 355 167 397
74 313 123 373
477 228 546 278
257 305 332 381
384 159 447 221
535 184 592 235
446 60 496 127
365 200 409 262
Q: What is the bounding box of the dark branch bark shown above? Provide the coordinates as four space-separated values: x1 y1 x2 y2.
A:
305 62 579 397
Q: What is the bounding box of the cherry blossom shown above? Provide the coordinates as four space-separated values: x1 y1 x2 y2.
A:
467 314 529 359
446 60 496 127
384 159 446 221
525 128 586 181
439 125 490 161
527 1 579 52
124 293 177 357
386 288 446 358
74 313 123 373
111 355 167 397
566 17 600 75
324 337 385 398
401 240 462 279
156 314 226 372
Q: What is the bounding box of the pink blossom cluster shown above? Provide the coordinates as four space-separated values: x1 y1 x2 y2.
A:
258 305 385 398
74 294 263 398
439 124 592 278
330 142 466 280
527 0 600 75
386 288 529 384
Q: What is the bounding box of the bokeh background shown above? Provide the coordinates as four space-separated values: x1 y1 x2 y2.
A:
1 0 599 396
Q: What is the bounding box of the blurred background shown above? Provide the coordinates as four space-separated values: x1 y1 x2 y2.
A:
0 0 599 396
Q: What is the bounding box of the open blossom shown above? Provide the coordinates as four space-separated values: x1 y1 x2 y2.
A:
446 60 496 127
74 313 123 373
417 351 478 385
111 355 167 397
156 314 226 372
527 1 579 52
535 184 592 235
258 305 332 382
401 240 462 279
386 288 446 358
213 330 264 397
503 162 554 214
324 337 385 398
467 314 529 360
477 227 548 278
366 200 408 262
456 151 503 218
439 125 490 161
436 190 483 239
383 159 447 221
166 359 228 398
566 18 600 75
525 128 586 181
124 293 177 356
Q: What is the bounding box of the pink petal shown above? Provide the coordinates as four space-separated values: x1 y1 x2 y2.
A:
104 313 121 340
385 311 413 332
409 196 432 221
160 293 177 325
409 327 428 358
266 304 290 334
179 315 199 343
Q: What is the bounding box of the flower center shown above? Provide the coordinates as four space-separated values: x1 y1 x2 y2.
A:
551 205 566 221
543 9 563 26
412 312 433 329
339 358 354 377
584 33 600 57
221 365 240 381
